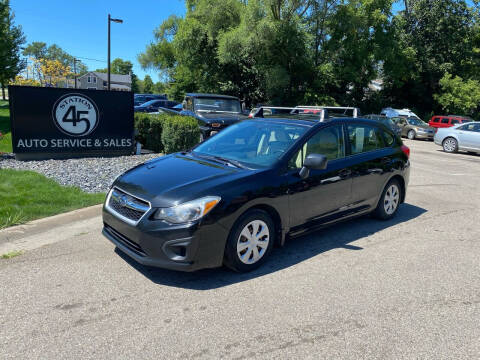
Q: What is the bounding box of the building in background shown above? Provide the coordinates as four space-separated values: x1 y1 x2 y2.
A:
77 71 131 91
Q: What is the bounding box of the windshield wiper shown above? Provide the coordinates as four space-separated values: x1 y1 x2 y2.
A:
212 156 247 169
192 153 247 169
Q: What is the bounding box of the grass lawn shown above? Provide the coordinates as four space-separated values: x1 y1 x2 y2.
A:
0 169 105 229
0 100 12 153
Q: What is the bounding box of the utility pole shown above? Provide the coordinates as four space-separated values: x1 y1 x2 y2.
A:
107 14 123 90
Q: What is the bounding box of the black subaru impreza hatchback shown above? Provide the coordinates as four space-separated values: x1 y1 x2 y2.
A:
102 116 410 272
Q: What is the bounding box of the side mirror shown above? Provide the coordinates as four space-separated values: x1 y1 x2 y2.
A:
299 154 328 179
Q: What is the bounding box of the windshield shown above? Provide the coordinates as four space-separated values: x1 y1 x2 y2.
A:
193 120 308 168
407 118 426 126
194 97 241 113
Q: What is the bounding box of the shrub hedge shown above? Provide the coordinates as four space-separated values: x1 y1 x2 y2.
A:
134 113 199 154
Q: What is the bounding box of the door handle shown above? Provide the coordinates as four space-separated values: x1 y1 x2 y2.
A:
339 169 352 178
381 157 391 164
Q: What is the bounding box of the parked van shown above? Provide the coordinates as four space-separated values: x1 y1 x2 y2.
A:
381 107 420 119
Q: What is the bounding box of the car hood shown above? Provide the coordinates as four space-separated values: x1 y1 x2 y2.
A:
114 154 255 208
196 112 248 125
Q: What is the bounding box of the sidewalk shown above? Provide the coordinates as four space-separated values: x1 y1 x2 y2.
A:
0 204 102 255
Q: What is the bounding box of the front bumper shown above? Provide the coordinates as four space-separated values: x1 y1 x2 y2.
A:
415 131 434 139
102 206 229 272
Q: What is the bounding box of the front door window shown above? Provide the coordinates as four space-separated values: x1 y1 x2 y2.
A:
288 125 345 169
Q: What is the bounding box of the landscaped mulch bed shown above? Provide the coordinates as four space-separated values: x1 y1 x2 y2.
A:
0 153 161 193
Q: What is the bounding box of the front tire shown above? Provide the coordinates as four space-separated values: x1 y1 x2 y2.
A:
407 130 416 140
223 210 275 272
442 137 458 153
373 179 402 220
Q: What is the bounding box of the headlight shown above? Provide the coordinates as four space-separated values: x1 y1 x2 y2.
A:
153 196 221 224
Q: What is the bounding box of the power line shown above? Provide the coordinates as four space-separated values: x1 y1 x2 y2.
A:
74 56 107 63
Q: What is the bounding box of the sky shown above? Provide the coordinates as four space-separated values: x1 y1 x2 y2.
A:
10 0 186 82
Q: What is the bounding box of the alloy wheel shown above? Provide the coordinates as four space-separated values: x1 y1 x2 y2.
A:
384 184 400 215
407 130 415 140
443 138 457 153
236 220 270 264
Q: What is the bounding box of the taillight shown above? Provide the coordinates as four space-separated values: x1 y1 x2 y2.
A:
401 144 410 158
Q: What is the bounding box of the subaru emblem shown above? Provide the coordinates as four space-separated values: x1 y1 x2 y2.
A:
119 195 128 207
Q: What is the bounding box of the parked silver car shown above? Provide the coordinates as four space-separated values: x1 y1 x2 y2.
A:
434 122 480 153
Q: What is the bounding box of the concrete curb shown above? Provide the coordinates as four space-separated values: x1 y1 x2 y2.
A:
0 204 103 255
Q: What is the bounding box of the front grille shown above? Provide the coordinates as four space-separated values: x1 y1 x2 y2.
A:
107 188 150 223
105 224 146 256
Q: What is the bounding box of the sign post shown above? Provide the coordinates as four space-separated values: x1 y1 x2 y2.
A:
8 86 134 160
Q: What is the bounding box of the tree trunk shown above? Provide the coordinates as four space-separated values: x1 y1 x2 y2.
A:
1 83 5 100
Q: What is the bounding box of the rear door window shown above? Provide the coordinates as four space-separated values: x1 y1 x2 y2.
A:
347 124 385 155
459 124 478 132
451 119 460 125
441 118 449 124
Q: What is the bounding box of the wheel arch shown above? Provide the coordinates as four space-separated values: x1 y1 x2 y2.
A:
389 175 406 203
233 204 285 247
442 135 459 143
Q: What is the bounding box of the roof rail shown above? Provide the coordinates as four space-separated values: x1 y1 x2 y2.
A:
295 106 359 118
253 106 327 121
253 105 360 121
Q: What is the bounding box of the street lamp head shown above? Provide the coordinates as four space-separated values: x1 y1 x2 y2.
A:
110 18 123 23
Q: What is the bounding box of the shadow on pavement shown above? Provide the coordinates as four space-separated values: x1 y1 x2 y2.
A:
115 203 427 290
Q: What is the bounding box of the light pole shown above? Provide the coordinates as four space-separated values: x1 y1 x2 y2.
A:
107 14 123 90
73 58 79 89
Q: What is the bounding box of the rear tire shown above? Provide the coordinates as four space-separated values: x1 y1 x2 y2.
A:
373 179 402 220
223 209 275 273
442 137 458 153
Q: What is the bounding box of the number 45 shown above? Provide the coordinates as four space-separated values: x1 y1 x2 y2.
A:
63 105 91 134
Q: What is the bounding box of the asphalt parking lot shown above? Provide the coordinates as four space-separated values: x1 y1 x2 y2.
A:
1 139 479 359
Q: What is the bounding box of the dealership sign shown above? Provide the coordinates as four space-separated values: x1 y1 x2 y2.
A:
8 86 134 160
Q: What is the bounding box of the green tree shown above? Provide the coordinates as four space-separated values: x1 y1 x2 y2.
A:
0 0 25 99
143 75 154 93
22 41 47 58
382 0 477 117
96 58 138 92
154 81 167 94
137 0 480 113
23 41 88 80
434 73 480 119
